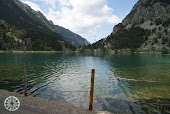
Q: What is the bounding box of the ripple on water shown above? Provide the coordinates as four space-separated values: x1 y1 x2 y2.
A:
0 53 170 113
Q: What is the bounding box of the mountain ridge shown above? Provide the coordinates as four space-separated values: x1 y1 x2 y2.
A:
0 0 76 51
0 0 58 34
0 0 89 50
54 25 90 47
82 0 170 53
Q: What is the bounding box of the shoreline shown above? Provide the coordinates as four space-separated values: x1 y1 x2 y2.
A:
0 50 169 55
0 89 111 114
0 50 76 53
78 48 170 54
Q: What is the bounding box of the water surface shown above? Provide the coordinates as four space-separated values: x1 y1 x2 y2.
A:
0 53 170 113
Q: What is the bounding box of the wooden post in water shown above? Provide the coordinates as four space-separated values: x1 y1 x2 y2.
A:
89 69 95 111
24 64 28 96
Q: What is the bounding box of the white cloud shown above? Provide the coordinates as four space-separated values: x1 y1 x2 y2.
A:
32 0 70 9
21 0 122 43
45 0 121 35
22 1 42 12
32 0 57 9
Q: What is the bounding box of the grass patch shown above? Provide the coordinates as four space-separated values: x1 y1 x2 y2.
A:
110 49 168 54
0 50 76 53
136 49 162 53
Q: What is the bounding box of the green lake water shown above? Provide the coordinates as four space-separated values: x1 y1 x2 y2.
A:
0 53 170 113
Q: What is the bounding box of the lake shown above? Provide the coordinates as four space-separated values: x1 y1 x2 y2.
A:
0 52 170 113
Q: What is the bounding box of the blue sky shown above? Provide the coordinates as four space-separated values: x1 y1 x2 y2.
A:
21 0 138 43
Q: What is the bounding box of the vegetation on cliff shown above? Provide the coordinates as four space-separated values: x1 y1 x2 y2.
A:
0 20 76 51
81 0 170 54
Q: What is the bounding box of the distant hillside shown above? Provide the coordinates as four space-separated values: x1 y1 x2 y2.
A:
0 20 76 51
55 25 90 47
0 0 89 48
0 0 58 33
83 0 170 53
0 0 77 51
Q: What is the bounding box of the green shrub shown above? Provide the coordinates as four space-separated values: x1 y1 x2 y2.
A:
162 37 168 44
155 18 162 25
154 38 158 43
130 48 136 53
162 47 169 54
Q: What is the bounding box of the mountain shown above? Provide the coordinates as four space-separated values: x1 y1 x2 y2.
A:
83 0 170 53
0 0 76 51
0 0 57 33
0 20 76 51
54 25 90 47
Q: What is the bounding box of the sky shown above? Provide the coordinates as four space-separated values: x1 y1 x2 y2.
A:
20 0 138 43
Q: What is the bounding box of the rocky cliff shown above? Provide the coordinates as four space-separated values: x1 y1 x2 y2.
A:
85 0 170 53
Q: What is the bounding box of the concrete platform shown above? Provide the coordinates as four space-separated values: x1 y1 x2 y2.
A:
0 89 112 114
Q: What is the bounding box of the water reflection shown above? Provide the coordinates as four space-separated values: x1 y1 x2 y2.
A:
0 53 170 113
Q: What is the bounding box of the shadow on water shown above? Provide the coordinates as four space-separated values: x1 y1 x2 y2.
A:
101 97 170 114
138 98 170 114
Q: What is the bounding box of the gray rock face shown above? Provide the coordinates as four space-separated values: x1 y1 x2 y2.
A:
55 25 90 47
110 0 170 50
86 0 170 52
121 0 170 26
